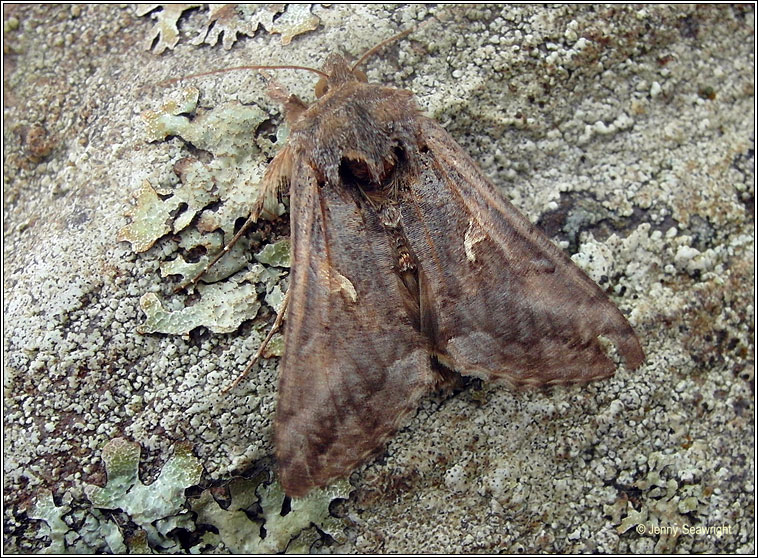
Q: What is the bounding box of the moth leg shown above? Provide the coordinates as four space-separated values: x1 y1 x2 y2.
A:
173 215 259 293
175 146 293 294
223 288 290 393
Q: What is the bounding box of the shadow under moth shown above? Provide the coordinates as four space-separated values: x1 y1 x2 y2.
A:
185 35 644 498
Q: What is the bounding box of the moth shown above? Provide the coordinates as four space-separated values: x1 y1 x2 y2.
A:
186 36 644 498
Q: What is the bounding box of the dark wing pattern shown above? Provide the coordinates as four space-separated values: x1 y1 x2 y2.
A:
397 119 644 386
274 160 436 497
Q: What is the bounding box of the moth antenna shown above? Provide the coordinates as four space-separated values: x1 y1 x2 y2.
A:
222 290 290 393
158 64 329 87
351 28 414 73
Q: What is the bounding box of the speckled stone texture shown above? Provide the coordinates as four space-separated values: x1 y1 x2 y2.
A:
3 4 753 553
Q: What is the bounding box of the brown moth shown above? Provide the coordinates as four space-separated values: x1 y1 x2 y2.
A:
208 42 644 497
246 49 646 498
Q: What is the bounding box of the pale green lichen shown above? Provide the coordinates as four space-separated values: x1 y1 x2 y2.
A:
618 505 649 534
159 244 247 284
85 438 203 550
254 238 291 268
138 4 320 52
85 438 141 506
117 180 175 253
267 4 320 46
192 4 280 49
264 284 287 314
257 478 351 551
67 509 126 554
122 86 295 334
28 490 69 554
29 500 124 554
142 86 201 141
263 332 285 357
137 280 260 335
131 88 275 249
191 476 351 553
99 515 127 554
137 4 202 54
192 484 260 553
168 158 218 232
85 438 203 525
123 85 286 251
244 261 288 289
146 100 266 158
30 438 203 553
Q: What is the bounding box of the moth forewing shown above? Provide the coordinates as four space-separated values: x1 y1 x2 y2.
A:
274 157 437 498
405 119 645 385
250 53 644 497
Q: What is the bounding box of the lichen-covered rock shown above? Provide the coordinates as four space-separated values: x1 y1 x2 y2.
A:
4 4 753 554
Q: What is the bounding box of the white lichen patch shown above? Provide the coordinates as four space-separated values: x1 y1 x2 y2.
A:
138 280 260 335
614 441 713 541
571 233 616 284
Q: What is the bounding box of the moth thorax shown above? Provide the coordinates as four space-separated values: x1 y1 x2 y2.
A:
338 144 408 195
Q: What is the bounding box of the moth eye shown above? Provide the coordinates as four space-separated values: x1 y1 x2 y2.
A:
354 69 368 83
315 78 329 98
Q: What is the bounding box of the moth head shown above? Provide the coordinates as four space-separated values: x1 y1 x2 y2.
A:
315 28 413 98
315 53 368 98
